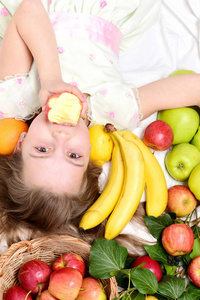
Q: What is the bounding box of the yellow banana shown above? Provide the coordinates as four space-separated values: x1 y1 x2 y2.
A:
79 134 124 230
118 130 168 217
105 131 145 240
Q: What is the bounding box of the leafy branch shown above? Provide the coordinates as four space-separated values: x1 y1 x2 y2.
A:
89 213 200 299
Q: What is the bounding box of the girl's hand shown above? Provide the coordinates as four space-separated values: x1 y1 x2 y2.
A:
39 80 88 118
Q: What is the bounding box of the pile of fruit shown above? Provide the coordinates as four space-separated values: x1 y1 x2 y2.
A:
88 214 200 299
80 127 169 239
4 252 107 300
81 104 200 240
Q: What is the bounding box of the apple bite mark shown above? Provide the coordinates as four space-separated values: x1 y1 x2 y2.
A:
46 92 82 126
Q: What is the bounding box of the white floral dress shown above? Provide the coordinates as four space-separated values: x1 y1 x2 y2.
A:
0 0 161 130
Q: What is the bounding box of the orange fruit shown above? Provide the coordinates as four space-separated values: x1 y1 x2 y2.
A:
0 118 29 155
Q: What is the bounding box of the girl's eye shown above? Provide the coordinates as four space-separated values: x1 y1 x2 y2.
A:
36 147 50 153
68 152 80 159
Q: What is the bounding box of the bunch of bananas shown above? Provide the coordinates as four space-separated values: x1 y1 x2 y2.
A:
79 130 168 239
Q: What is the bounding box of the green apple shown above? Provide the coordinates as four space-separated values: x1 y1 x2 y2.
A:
157 107 199 145
165 143 200 181
169 69 195 76
188 163 200 200
191 126 200 151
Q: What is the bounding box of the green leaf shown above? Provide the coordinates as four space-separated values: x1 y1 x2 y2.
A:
158 275 186 299
89 238 128 279
143 214 173 239
143 242 168 264
131 268 158 294
178 292 194 300
190 238 200 259
187 282 200 299
164 265 177 275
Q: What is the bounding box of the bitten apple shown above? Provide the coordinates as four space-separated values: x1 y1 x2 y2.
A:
48 267 82 300
52 252 86 277
18 259 52 294
45 92 82 126
142 120 174 151
162 224 194 256
167 185 197 217
131 255 162 282
187 256 200 288
3 286 33 300
76 277 107 300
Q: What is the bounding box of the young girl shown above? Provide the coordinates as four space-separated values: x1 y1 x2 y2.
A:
0 0 199 255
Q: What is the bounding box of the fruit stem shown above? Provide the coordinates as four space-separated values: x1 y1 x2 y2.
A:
25 290 32 300
195 208 200 239
105 123 117 132
117 287 137 299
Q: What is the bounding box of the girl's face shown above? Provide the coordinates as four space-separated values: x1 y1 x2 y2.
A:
20 112 91 194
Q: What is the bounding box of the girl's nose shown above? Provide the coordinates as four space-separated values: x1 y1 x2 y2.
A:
52 130 71 139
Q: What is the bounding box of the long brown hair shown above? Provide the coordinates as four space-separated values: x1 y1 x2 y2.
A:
0 152 154 256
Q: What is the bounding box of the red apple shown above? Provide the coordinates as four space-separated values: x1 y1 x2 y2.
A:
39 289 58 300
18 259 52 294
143 120 174 151
131 255 163 282
52 252 86 277
76 277 107 300
48 267 82 300
187 256 200 287
162 223 194 256
45 92 82 126
3 286 32 300
167 185 197 217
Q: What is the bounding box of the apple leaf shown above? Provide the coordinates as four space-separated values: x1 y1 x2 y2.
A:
164 264 177 275
157 275 186 299
131 268 158 294
177 292 194 300
143 242 168 264
89 238 128 279
123 292 145 299
143 214 173 239
187 282 200 299
190 237 200 259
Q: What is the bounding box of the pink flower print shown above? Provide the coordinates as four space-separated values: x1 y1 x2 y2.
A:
0 87 5 92
108 111 115 118
89 54 96 61
132 112 138 121
100 1 107 9
19 100 25 108
0 7 9 16
16 78 22 85
70 81 78 87
49 0 53 4
57 46 64 54
0 111 5 118
99 89 107 96
126 91 133 98
110 60 113 64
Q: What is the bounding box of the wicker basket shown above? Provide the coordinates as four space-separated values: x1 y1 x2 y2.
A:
0 235 118 299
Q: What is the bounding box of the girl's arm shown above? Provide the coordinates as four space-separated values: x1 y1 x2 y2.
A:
138 74 200 119
0 0 87 115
